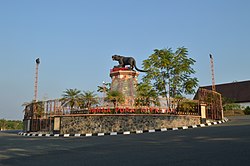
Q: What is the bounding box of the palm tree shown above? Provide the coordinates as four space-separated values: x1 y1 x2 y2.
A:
61 88 82 110
22 101 32 107
81 91 98 110
97 82 111 93
136 82 159 106
0 119 6 130
105 90 124 107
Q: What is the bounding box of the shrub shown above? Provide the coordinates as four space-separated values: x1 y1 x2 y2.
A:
244 106 250 115
223 103 242 111
0 119 23 130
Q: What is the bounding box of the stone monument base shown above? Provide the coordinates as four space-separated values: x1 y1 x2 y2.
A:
110 68 139 106
58 114 201 134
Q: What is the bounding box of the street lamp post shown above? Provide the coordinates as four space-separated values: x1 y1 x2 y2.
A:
33 58 40 131
34 58 40 102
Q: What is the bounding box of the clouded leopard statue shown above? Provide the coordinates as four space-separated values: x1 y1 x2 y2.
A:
112 55 148 72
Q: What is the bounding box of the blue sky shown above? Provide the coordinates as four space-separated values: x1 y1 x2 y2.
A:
1 0 250 120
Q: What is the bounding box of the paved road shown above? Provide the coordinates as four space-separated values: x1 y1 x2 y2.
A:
1 116 250 166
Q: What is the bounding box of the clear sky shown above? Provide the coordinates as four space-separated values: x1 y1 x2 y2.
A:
1 0 250 120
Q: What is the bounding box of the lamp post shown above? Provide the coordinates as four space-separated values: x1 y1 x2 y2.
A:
34 58 40 102
33 58 40 131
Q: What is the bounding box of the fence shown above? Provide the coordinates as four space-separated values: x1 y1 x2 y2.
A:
23 97 200 132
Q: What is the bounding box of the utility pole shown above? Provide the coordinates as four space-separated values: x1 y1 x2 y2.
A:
209 54 216 91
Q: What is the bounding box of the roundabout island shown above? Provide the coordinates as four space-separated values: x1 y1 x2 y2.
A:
22 54 224 136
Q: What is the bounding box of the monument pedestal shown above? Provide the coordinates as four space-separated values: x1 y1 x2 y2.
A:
110 68 139 106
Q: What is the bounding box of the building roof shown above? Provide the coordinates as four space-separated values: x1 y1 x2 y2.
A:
195 80 250 103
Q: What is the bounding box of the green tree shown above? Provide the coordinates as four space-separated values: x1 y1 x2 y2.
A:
136 82 159 106
221 97 243 111
176 99 198 112
34 101 45 118
244 106 250 115
61 88 82 110
223 103 242 111
0 119 23 130
105 90 125 107
22 101 32 107
81 91 98 109
0 119 6 130
97 82 111 93
143 47 198 108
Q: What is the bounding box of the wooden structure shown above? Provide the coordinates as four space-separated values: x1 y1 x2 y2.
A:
195 88 223 120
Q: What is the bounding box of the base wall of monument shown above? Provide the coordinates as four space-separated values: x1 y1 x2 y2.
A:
59 114 201 134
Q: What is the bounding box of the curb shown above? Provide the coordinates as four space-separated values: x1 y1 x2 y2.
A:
18 118 229 138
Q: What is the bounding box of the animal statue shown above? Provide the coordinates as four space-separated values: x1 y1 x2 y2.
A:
112 55 148 72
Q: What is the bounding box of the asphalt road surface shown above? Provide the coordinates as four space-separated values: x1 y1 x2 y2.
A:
1 116 250 166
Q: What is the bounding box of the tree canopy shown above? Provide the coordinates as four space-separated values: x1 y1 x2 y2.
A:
61 88 82 110
136 82 159 106
97 82 111 93
142 47 198 107
81 91 98 109
105 90 124 107
0 119 23 130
